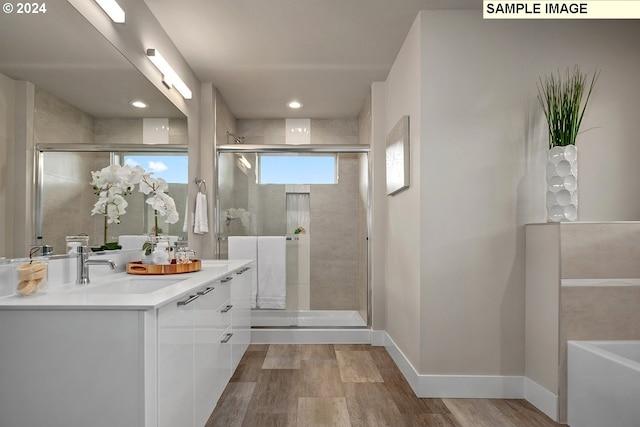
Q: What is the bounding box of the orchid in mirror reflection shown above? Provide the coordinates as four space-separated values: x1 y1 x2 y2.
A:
139 174 179 236
91 164 145 247
91 164 178 246
224 208 250 229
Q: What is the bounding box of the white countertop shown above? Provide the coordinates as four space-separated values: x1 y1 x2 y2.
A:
0 260 253 310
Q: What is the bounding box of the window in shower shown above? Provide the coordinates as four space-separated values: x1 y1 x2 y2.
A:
257 154 337 184
120 154 189 183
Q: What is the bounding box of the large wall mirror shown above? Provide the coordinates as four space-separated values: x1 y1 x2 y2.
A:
36 145 188 255
0 2 188 257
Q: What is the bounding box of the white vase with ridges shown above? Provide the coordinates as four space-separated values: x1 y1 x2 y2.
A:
546 145 578 222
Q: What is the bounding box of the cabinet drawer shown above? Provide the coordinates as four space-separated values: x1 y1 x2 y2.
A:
214 299 233 330
196 280 231 309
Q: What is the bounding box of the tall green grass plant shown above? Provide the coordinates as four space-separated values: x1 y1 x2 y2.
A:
537 66 599 149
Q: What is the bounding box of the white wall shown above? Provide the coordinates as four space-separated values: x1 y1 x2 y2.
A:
384 16 423 369
370 82 387 331
0 73 15 258
382 10 640 377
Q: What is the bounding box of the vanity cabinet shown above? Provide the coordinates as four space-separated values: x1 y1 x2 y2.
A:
158 268 253 427
193 277 231 427
0 262 254 427
157 291 197 427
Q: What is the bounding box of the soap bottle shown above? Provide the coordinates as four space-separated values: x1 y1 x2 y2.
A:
152 241 171 265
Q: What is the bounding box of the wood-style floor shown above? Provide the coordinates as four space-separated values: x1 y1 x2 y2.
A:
206 344 562 427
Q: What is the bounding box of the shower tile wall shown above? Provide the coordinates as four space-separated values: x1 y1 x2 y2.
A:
237 119 286 145
310 154 360 310
35 88 96 253
34 88 94 146
216 90 237 145
312 119 359 145
94 118 188 145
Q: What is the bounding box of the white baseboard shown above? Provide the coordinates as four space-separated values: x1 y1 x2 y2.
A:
251 328 371 344
370 329 386 346
382 332 524 399
524 377 559 422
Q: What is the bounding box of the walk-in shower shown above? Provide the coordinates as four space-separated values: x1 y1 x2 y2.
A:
216 143 370 329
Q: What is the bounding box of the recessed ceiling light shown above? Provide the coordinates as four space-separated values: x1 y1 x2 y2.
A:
130 100 148 109
288 101 303 109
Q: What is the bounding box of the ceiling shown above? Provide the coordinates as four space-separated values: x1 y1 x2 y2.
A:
145 0 479 119
0 0 479 120
0 1 184 118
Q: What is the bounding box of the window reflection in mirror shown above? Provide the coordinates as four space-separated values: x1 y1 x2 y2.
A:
40 150 188 254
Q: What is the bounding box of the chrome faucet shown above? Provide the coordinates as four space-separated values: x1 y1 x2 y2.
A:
76 245 116 285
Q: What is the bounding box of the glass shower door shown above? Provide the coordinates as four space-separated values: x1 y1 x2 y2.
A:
217 149 369 329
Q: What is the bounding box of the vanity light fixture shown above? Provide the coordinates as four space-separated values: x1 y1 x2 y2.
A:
288 100 303 109
94 0 125 23
146 48 193 100
130 100 148 109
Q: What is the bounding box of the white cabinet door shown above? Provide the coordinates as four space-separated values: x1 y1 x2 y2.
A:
231 265 253 370
194 280 231 427
157 293 198 427
215 324 233 395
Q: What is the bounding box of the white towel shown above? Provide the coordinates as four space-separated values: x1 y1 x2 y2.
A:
257 236 286 309
193 192 208 235
182 197 188 233
228 236 258 308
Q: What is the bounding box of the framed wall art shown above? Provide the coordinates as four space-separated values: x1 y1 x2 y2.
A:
386 115 410 196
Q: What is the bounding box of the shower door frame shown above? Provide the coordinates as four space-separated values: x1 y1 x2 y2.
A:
215 144 372 328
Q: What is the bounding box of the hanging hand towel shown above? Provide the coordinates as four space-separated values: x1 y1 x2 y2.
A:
182 196 189 233
229 236 258 308
257 236 286 309
193 192 209 235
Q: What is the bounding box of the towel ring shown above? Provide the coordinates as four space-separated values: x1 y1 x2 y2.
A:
195 178 207 194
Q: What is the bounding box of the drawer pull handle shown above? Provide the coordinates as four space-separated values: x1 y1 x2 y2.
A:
197 286 215 295
221 276 233 283
236 267 250 274
221 333 233 344
220 304 233 313
177 294 199 306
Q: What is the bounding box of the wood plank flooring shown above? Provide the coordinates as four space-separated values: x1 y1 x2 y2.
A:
206 344 562 427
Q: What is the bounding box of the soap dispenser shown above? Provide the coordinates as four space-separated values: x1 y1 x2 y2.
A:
152 241 171 265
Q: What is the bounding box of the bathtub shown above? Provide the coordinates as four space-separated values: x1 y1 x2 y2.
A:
568 341 640 427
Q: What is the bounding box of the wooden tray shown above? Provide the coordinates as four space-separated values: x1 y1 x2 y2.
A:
126 259 201 275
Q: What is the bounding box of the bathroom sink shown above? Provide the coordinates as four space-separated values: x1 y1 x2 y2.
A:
71 277 186 295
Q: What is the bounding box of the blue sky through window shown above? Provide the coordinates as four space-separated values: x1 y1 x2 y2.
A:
259 155 336 184
124 155 188 184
